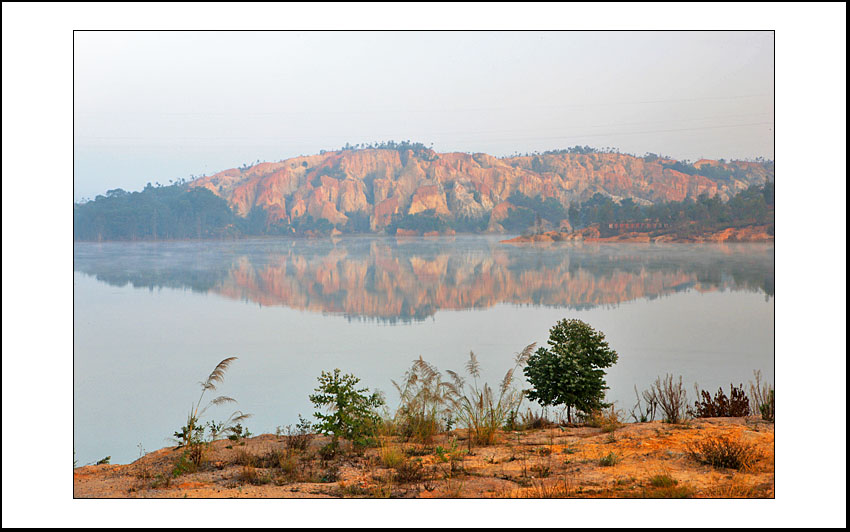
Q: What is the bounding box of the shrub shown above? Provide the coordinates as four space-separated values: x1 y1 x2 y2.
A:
233 449 258 467
445 345 535 446
510 409 556 431
393 459 426 483
646 374 688 424
584 405 623 432
523 319 619 424
309 369 385 451
688 433 761 471
690 383 750 418
237 465 271 485
629 385 658 423
281 415 315 451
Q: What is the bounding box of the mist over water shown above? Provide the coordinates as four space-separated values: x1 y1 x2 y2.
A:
74 237 773 465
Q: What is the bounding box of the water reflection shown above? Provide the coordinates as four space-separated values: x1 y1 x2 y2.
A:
73 237 773 321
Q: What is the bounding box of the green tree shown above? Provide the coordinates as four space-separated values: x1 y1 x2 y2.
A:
523 319 619 424
309 369 385 451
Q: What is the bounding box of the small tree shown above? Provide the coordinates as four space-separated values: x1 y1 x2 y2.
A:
309 369 385 452
523 319 619 424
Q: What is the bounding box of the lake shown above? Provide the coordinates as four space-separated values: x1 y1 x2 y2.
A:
73 236 774 465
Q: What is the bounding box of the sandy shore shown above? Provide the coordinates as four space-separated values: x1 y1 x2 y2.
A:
74 417 773 498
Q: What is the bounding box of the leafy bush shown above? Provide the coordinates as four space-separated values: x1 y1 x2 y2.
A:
523 319 619 424
690 383 750 418
309 369 385 451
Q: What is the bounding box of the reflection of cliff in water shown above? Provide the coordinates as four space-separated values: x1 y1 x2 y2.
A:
74 237 774 322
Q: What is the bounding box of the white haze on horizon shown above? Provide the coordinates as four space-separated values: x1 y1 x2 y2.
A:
74 31 774 200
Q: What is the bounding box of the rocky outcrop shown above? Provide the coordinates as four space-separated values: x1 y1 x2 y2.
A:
502 224 774 244
408 184 451 216
189 148 773 232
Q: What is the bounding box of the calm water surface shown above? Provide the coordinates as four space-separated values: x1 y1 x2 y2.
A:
74 236 774 464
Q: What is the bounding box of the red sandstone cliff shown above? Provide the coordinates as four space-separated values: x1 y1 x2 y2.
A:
190 149 773 233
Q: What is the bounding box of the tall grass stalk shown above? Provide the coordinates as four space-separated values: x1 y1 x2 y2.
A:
445 344 535 446
748 370 774 422
173 357 251 468
392 357 455 443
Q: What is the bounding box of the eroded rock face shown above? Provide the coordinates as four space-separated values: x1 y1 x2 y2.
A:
189 149 773 231
408 184 451 216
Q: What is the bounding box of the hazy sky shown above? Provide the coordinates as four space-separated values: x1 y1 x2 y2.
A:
74 31 774 200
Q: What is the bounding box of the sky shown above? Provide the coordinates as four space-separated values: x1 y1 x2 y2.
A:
73 31 774 200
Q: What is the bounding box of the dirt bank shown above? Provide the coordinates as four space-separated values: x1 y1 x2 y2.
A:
74 417 774 498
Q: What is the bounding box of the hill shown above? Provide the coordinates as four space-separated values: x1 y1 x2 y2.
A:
74 144 774 240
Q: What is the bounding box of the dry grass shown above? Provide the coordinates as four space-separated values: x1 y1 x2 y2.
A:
445 346 535 446
392 357 455 443
703 475 760 498
749 370 775 422
598 452 621 467
392 459 426 483
687 433 762 472
501 478 574 498
648 472 677 488
585 405 624 432
379 443 405 469
638 484 694 498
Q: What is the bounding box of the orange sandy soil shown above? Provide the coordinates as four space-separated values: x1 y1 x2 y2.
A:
74 417 773 498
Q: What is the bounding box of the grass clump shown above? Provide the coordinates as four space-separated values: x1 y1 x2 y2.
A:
392 357 456 443
639 484 694 498
688 433 761 471
445 344 535 446
237 465 272 485
598 452 620 467
585 405 623 432
392 458 426 483
748 370 775 422
278 415 315 451
648 473 677 488
379 443 406 469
